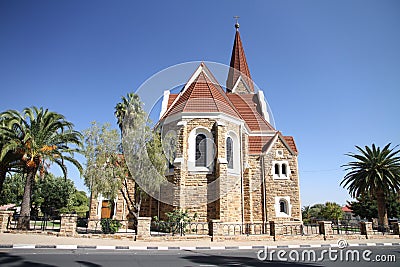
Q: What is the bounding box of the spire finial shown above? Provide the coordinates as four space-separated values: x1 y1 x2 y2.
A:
233 16 240 30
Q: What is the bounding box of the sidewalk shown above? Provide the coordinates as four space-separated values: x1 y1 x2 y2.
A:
1 233 399 250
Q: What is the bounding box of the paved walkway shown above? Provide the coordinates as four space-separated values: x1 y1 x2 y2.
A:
1 233 399 250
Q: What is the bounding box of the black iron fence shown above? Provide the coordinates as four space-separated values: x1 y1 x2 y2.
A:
151 221 209 236
281 224 303 235
371 223 394 235
76 218 137 234
7 215 60 232
222 222 269 235
302 224 319 235
331 221 361 235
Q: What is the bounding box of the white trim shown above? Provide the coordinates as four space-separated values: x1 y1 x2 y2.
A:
187 127 215 172
159 90 170 119
218 157 228 164
177 120 187 126
272 160 290 180
264 134 296 156
161 112 244 128
231 76 251 94
181 63 220 93
257 90 270 123
226 131 241 175
274 196 292 217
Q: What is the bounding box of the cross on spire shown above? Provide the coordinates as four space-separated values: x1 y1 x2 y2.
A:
233 16 240 30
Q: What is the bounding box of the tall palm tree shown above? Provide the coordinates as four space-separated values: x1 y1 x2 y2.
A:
341 144 400 228
0 107 83 229
0 117 24 194
114 93 144 133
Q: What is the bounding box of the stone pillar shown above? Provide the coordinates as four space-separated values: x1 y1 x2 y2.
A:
60 214 78 237
269 221 277 240
210 219 222 237
318 221 333 239
360 221 373 238
137 217 151 238
391 222 400 236
0 211 13 233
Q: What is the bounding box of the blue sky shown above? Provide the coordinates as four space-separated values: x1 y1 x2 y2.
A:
1 0 399 207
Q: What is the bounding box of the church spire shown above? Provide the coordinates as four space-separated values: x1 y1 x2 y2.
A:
226 19 254 93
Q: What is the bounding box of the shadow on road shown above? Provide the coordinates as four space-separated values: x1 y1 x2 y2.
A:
182 253 323 267
0 252 56 267
76 260 102 267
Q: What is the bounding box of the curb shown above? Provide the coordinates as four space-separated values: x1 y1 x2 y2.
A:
0 242 399 250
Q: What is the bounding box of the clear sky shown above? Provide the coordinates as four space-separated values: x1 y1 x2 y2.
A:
1 0 399 207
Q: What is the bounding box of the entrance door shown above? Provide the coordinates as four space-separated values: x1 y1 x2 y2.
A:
101 200 111 219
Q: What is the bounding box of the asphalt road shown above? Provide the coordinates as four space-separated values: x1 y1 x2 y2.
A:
0 246 399 267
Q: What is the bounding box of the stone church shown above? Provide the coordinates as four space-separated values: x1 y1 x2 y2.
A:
89 23 302 225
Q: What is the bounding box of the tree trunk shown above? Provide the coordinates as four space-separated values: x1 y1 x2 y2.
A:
18 166 37 230
0 165 6 194
376 191 389 229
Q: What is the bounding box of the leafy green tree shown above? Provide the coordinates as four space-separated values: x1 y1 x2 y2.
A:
82 122 122 199
115 93 167 219
61 190 89 217
0 117 24 194
341 144 400 227
309 203 325 220
320 202 343 222
0 107 83 229
32 173 75 216
349 192 400 221
0 173 25 205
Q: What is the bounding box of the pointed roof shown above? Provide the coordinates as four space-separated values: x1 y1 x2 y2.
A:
227 93 274 132
161 63 241 120
226 26 254 92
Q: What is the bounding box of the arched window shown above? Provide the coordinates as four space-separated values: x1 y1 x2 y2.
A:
282 163 287 176
195 134 207 167
226 137 233 169
274 164 280 175
279 199 287 214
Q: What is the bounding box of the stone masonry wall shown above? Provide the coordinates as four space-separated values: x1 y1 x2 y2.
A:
263 137 302 223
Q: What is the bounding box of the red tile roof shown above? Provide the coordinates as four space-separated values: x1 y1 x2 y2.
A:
167 94 178 109
342 206 352 212
227 94 275 133
226 29 254 92
283 136 298 154
249 136 274 154
162 69 241 119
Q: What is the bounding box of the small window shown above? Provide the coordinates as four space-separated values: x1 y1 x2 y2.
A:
272 161 290 180
195 134 207 167
282 164 287 176
274 164 280 175
226 137 233 169
279 200 288 214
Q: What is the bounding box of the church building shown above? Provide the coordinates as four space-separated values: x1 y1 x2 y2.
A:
90 22 302 225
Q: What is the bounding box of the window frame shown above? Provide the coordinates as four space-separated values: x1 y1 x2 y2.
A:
272 160 290 180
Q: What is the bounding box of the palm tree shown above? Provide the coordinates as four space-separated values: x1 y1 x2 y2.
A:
0 117 24 194
114 93 144 133
0 107 83 229
341 144 400 229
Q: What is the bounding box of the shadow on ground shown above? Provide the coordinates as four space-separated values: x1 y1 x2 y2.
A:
0 252 56 267
182 253 323 267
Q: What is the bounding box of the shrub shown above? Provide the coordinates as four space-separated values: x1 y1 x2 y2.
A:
100 218 121 234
